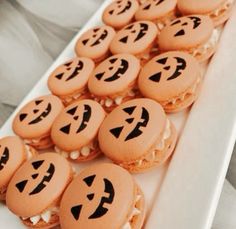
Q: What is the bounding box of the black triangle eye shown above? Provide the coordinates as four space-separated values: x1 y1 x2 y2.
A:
64 62 72 67
33 109 39 114
174 29 185 37
109 9 114 15
55 73 64 80
110 126 124 138
149 72 161 83
93 28 100 33
60 124 71 134
143 4 151 10
71 205 82 220
123 106 136 115
125 24 134 30
15 180 28 193
32 160 44 170
31 173 39 179
19 113 27 122
82 39 89 45
87 193 95 201
109 58 117 64
171 19 181 26
119 36 128 44
125 118 134 124
67 106 77 115
156 57 168 65
164 66 171 70
35 100 43 105
95 72 105 80
83 175 96 187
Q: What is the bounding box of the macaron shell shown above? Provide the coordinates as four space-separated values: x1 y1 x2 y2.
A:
47 57 95 96
0 136 26 188
60 163 135 229
98 98 166 162
138 51 200 101
110 21 158 55
75 26 116 60
13 95 64 139
102 0 139 29
158 15 214 50
88 54 140 96
6 153 72 217
177 0 226 14
135 0 177 21
51 100 106 151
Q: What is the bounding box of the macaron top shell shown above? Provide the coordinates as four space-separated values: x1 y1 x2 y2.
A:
75 26 116 60
98 98 166 162
47 57 95 96
102 0 139 29
158 15 214 51
177 0 226 14
13 95 64 139
6 153 72 217
60 163 135 229
138 51 200 101
88 54 140 96
51 100 106 151
135 0 177 21
110 21 158 55
0 136 26 188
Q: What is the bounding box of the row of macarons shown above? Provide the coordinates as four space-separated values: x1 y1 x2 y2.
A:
11 97 177 173
72 0 235 66
1 150 145 229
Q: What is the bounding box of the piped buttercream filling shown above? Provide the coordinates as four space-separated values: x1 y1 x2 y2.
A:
189 29 220 57
21 207 59 226
24 135 50 145
54 141 97 160
62 91 86 104
121 119 171 168
94 89 136 108
209 0 234 17
24 145 33 159
162 76 201 107
122 194 142 229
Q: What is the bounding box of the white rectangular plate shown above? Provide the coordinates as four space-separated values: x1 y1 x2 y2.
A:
1 1 236 228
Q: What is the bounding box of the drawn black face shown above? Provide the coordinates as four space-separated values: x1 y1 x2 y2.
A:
149 56 186 83
171 16 202 37
110 106 149 141
142 0 165 10
54 60 84 82
60 104 92 135
71 174 115 220
95 57 129 82
15 160 55 195
0 146 9 171
19 100 52 125
119 22 149 44
108 0 132 15
82 28 108 47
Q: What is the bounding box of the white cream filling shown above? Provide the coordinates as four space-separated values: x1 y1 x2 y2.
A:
24 145 33 159
54 142 95 160
21 207 59 225
121 195 142 229
163 76 201 106
210 0 234 17
190 29 220 57
97 89 136 107
64 91 84 103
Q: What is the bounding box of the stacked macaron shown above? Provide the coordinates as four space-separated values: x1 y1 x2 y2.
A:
2 0 235 228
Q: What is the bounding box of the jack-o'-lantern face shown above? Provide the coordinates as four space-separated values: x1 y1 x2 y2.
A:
0 145 9 171
71 174 115 220
148 56 186 83
141 0 165 10
170 16 202 37
59 104 92 135
15 160 55 195
95 57 129 82
109 105 149 141
81 28 109 47
107 0 133 16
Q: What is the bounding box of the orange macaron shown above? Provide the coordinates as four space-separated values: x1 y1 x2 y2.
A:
138 51 202 113
88 53 141 112
157 15 219 62
75 25 116 63
102 0 139 29
47 57 95 105
12 95 64 150
51 99 106 162
98 98 177 173
6 153 73 229
110 21 158 62
59 163 145 229
135 0 178 30
177 0 235 27
0 136 37 200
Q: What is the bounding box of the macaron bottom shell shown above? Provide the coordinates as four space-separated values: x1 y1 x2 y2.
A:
119 120 177 173
155 10 177 31
24 134 54 150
